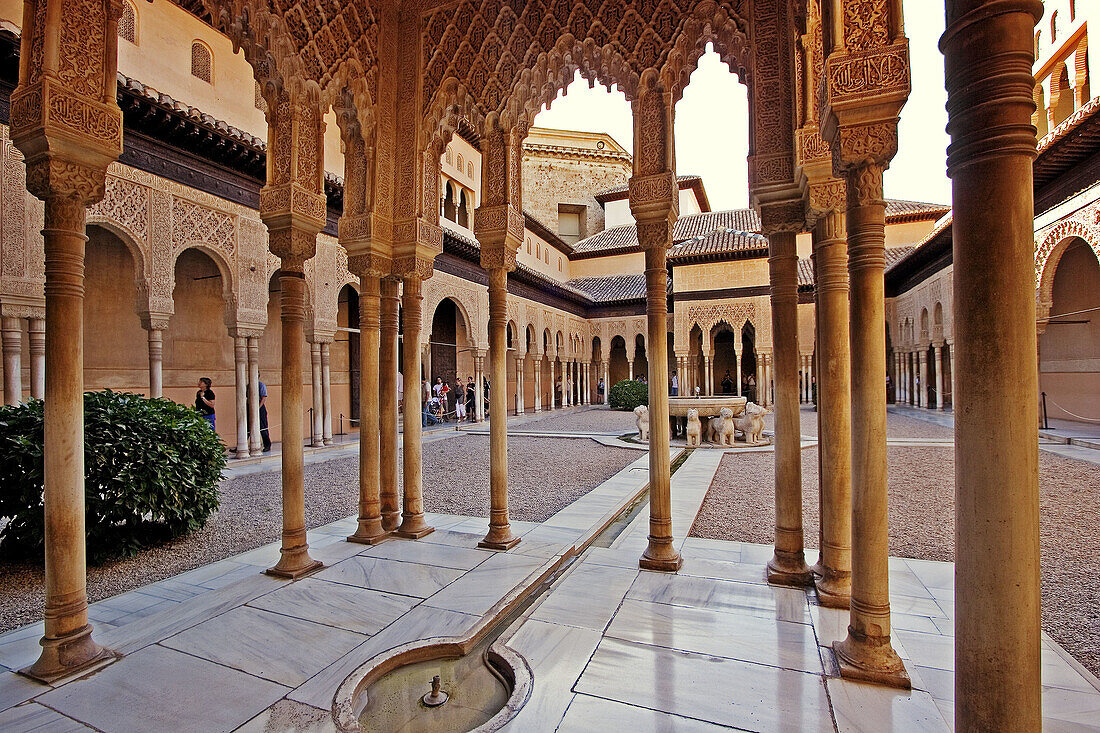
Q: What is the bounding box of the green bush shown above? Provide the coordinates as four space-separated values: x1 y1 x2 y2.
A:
608 379 649 411
0 390 225 563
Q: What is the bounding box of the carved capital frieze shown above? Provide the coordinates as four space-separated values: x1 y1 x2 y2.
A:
475 203 523 251
267 226 318 267
393 255 436 281
758 200 806 235
844 162 886 207
347 253 393 279
479 246 518 272
24 157 110 204
832 121 900 171
628 172 678 221
806 177 846 219
820 41 910 122
635 218 674 252
337 213 372 246
796 126 831 167
748 153 796 190
259 182 326 231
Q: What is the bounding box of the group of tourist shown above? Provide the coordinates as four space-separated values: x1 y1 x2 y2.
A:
422 376 485 426
193 376 271 451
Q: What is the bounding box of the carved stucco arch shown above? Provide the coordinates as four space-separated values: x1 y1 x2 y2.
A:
85 219 152 316
423 286 481 350
1036 219 1100 324
659 4 752 102
168 243 238 331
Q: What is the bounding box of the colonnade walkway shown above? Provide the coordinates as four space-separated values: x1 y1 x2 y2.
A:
2 442 1099 731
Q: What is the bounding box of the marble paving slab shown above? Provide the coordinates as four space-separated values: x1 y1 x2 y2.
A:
38 644 289 733
606 597 823 674
315 554 465 598
246 577 418 635
359 537 492 570
0 702 91 732
626 569 811 624
575 637 835 732
528 562 640 632
161 605 366 688
422 552 548 616
498 619 603 732
556 694 734 732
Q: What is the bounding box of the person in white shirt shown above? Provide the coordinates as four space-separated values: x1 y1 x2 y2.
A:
670 370 679 396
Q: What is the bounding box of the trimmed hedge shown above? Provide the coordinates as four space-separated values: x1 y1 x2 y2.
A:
0 390 225 563
608 379 649 411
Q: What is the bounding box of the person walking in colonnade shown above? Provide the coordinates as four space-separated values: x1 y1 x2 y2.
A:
195 378 216 431
258 375 271 452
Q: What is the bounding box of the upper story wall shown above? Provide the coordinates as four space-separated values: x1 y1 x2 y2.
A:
520 227 570 281
0 0 345 175
1034 0 1095 137
604 185 707 229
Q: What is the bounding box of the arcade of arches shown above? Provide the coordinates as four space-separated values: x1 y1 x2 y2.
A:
0 0 1091 730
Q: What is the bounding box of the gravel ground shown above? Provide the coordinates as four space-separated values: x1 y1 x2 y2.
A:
765 405 956 440
0 434 635 634
520 407 637 433
690 445 1100 676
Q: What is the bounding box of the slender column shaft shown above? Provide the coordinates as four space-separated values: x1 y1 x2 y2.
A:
515 354 523 415
919 350 929 408
310 343 324 446
395 276 433 538
321 343 333 445
29 318 45 400
379 278 401 531
933 345 944 410
474 354 485 421
533 357 542 412
247 338 262 455
944 1 1043 726
2 316 22 405
233 337 249 458
481 268 518 550
146 328 163 399
349 275 385 543
832 164 906 685
813 212 853 606
767 230 812 585
23 198 111 681
640 245 680 571
267 270 322 578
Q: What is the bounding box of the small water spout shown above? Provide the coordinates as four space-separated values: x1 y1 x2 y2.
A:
421 675 449 708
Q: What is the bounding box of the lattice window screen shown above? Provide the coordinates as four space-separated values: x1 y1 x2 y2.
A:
191 42 213 84
118 2 136 44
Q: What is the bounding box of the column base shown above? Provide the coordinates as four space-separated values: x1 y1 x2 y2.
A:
347 521 390 545
815 569 852 609
311 439 325 448
479 527 521 551
393 516 435 539
323 438 333 446
766 551 814 586
19 624 118 684
639 539 683 572
381 512 401 533
265 548 324 580
234 448 251 460
832 635 910 689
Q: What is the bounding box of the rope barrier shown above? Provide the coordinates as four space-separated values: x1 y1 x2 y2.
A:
1045 396 1100 424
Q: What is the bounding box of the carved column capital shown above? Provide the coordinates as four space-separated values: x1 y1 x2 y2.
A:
758 200 807 236
348 253 393 280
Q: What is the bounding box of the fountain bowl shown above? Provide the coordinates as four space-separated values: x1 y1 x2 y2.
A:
668 395 747 417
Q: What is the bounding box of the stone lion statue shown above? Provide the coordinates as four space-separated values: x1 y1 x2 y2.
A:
685 408 702 447
735 402 769 444
634 405 649 441
707 407 736 446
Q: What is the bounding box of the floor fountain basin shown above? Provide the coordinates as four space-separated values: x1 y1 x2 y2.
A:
333 627 532 733
668 395 747 417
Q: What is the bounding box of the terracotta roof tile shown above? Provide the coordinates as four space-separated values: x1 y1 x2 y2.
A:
668 229 769 260
594 174 703 199
798 258 815 287
566 273 670 302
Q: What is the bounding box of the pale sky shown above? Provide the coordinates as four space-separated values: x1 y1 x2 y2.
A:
534 2 952 211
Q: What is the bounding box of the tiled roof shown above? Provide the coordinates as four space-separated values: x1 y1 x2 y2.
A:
565 273 670 303
570 224 640 254
673 209 762 239
594 174 703 200
884 199 951 222
668 229 768 260
884 245 917 272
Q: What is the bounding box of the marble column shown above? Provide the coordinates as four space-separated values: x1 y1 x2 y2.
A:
2 317 22 405
474 352 485 419
547 355 555 409
628 360 634 382
765 226 812 586
481 267 519 550
143 327 163 399
514 353 524 415
944 1 1043 726
266 266 322 579
919 349 929 409
831 163 907 686
22 198 114 680
395 275 433 539
348 273 386 544
29 318 45 400
233 336 249 459
310 342 324 447
247 337 262 455
379 278 401 531
733 344 742 397
533 354 542 412
813 210 853 607
321 342 333 445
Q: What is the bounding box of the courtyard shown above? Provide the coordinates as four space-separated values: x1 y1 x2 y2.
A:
1 406 1098 731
